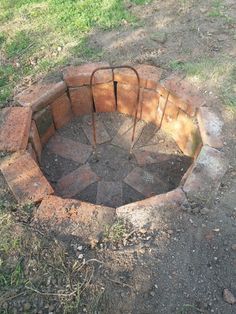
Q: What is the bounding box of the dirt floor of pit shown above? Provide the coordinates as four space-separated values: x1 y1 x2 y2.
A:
40 112 192 207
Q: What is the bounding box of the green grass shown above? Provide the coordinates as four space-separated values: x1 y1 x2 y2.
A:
0 0 148 107
169 57 236 110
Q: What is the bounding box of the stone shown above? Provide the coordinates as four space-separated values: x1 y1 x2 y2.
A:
15 81 66 112
82 116 111 145
96 181 123 208
150 31 167 44
0 107 32 152
112 119 145 150
63 62 112 87
116 188 188 228
29 120 42 161
33 106 55 145
33 195 116 244
231 244 236 251
223 289 236 304
197 107 223 148
93 82 116 112
124 167 169 197
51 93 73 129
47 135 92 163
69 86 93 116
56 164 99 198
0 152 53 204
183 145 228 204
114 65 163 89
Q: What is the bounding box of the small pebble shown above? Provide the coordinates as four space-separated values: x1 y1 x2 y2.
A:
223 288 236 304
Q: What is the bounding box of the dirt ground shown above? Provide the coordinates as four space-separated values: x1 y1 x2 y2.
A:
1 0 236 313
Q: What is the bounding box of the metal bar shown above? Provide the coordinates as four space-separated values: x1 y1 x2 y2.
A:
89 65 141 155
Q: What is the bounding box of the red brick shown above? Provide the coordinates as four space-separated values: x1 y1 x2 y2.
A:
139 88 160 123
0 107 32 152
33 106 55 145
63 62 112 87
134 150 170 166
51 93 73 129
124 167 169 197
116 188 187 228
15 81 66 112
163 75 206 116
69 86 93 116
114 65 163 90
47 135 92 163
0 152 54 204
29 120 42 161
33 195 116 244
117 83 139 116
162 110 202 157
56 164 99 198
93 82 116 112
197 107 223 148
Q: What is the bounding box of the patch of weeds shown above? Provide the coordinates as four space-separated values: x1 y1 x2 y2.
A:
208 0 224 17
130 0 153 4
0 33 6 47
105 219 127 242
169 57 236 110
71 37 103 60
5 31 33 59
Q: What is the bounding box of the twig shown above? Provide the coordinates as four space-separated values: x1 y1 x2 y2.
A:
25 285 76 297
105 276 134 290
0 291 25 305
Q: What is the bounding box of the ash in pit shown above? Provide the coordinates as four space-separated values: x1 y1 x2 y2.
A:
41 112 192 207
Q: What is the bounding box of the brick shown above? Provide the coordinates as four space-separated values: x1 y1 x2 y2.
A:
112 119 145 150
82 116 111 145
27 143 37 162
33 106 55 145
0 152 53 204
163 75 206 116
116 188 188 228
56 164 99 198
97 181 123 208
15 81 66 112
51 93 73 129
47 135 92 163
63 62 112 87
124 167 169 197
162 111 202 157
117 83 139 116
197 107 223 148
183 145 228 204
69 86 93 116
114 65 163 90
0 107 32 152
93 82 116 112
33 195 116 244
29 120 42 161
139 88 160 123
134 150 170 166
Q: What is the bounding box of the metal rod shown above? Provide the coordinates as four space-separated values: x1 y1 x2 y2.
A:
89 65 141 155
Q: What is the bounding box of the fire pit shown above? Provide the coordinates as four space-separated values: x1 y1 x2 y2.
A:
0 63 227 230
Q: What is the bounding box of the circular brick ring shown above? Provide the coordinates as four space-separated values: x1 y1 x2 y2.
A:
0 63 228 233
